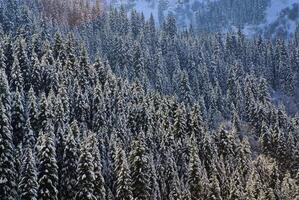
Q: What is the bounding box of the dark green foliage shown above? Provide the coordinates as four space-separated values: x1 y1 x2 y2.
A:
75 138 96 200
60 128 78 200
0 98 17 199
114 143 133 200
129 136 151 200
19 148 38 200
37 132 58 200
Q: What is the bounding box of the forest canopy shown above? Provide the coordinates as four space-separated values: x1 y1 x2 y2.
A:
0 0 299 200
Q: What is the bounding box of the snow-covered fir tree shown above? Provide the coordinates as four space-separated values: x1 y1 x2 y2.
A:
19 148 38 200
37 131 58 200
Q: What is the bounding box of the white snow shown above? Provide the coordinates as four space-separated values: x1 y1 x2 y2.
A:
243 0 299 37
104 0 219 26
265 0 298 24
105 0 298 37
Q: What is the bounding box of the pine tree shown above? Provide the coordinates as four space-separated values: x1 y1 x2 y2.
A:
23 119 35 148
78 44 90 89
215 126 237 159
88 133 106 200
188 135 209 200
27 87 39 135
0 99 17 199
114 143 133 200
0 44 7 71
190 104 205 143
92 84 105 132
129 136 151 200
178 70 193 106
31 51 42 93
65 34 77 72
94 58 109 90
280 172 299 200
10 54 24 92
37 132 58 200
0 68 11 117
209 174 222 200
172 104 187 141
227 62 243 110
11 89 25 146
168 177 182 200
60 127 78 200
276 40 294 96
37 92 49 132
53 32 65 61
19 148 38 200
15 143 23 191
74 87 89 125
132 42 145 83
15 37 31 91
259 121 272 154
163 15 177 39
75 138 96 200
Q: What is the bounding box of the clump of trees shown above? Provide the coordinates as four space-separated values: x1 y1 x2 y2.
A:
39 0 103 27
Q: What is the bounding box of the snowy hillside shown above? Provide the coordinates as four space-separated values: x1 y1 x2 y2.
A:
104 0 217 28
245 0 299 38
105 0 299 37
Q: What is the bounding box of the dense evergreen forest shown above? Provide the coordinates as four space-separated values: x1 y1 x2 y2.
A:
0 0 299 199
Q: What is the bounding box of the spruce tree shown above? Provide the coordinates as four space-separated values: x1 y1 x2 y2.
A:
10 54 24 92
30 51 41 93
27 87 39 135
129 136 151 200
37 132 58 200
178 70 193 106
37 92 49 132
190 104 205 143
60 128 78 200
132 42 145 83
0 99 17 199
15 37 31 91
0 68 11 119
19 148 38 200
114 143 133 200
0 45 7 71
53 32 64 61
88 133 106 200
280 172 299 199
23 119 35 148
188 135 209 200
75 138 96 200
11 89 25 146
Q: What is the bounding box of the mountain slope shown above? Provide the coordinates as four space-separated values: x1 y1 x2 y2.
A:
104 0 219 27
105 0 299 37
245 0 299 38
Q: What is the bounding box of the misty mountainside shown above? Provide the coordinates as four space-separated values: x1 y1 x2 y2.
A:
105 0 299 38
